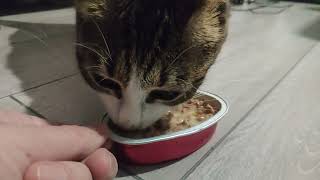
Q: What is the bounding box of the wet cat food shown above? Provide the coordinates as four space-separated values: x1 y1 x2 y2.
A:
110 98 218 139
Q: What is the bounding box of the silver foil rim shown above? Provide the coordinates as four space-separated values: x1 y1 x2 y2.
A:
106 91 229 145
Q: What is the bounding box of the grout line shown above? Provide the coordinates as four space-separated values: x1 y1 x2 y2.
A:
12 72 79 96
180 42 319 180
0 95 11 101
131 175 144 180
0 72 79 101
0 7 74 18
17 72 78 94
118 167 144 180
9 95 46 119
119 165 145 180
0 72 79 113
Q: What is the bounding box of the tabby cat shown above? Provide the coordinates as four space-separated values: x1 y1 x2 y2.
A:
75 0 229 130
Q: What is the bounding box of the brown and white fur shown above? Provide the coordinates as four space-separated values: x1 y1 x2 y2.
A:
75 0 229 130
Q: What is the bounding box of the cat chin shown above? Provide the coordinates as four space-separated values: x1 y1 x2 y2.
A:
99 93 170 130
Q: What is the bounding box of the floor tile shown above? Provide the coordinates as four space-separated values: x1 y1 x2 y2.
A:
186 43 320 180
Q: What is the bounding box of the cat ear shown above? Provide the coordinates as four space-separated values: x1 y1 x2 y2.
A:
75 0 107 18
208 0 230 25
179 0 229 17
174 0 229 27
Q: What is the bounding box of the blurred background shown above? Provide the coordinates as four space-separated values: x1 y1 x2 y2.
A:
1 0 320 17
1 0 73 16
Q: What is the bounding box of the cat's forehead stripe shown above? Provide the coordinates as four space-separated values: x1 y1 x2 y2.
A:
76 0 229 94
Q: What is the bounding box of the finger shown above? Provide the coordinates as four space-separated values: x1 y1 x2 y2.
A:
24 161 93 180
84 148 118 180
0 125 106 162
0 110 48 126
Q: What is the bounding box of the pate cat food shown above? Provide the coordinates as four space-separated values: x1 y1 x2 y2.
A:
110 98 218 138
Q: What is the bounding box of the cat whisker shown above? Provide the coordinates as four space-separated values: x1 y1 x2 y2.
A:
97 74 110 83
74 42 110 65
85 65 104 69
165 45 196 72
18 29 76 63
175 77 198 92
19 29 49 48
166 41 214 73
91 18 113 61
83 65 105 71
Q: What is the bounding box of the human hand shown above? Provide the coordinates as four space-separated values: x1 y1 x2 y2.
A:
0 110 118 180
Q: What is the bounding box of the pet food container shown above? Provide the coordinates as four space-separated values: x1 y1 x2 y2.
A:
106 91 228 165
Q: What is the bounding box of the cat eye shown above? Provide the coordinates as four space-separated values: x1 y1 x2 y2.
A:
146 90 182 103
92 73 122 98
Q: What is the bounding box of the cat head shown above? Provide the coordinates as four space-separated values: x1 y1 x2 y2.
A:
75 0 229 130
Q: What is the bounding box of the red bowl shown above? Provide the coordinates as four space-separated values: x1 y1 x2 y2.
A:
106 91 228 165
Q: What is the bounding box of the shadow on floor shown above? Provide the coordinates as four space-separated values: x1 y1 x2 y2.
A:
119 160 180 177
299 13 320 41
307 6 320 11
1 19 107 125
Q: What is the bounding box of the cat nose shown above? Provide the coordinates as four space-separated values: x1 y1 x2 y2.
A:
116 101 142 130
118 111 134 129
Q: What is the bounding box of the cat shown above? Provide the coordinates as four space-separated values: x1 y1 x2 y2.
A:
75 0 229 130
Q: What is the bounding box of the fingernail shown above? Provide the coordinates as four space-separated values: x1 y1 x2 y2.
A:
37 164 67 180
108 153 118 178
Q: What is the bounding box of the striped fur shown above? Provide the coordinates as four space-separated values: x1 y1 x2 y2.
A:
75 0 229 129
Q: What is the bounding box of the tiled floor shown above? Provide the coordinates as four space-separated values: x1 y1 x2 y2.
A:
1 2 320 180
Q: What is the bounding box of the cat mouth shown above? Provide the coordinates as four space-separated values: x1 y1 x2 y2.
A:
102 96 219 139
102 113 145 131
